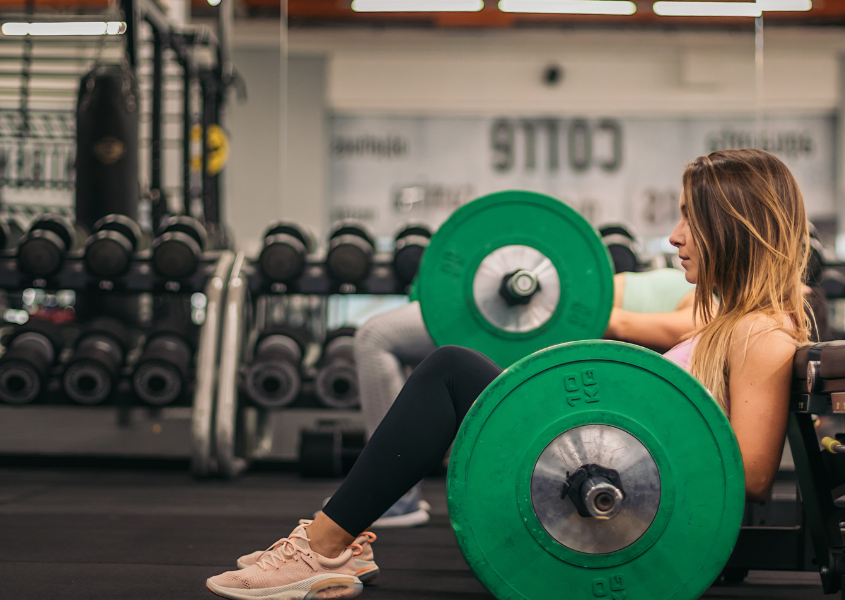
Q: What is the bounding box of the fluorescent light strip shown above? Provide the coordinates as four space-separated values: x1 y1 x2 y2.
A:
351 0 484 11
757 0 811 11
499 0 637 15
1 21 127 36
653 2 761 17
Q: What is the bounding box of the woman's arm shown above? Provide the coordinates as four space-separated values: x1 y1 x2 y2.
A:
604 290 697 352
728 316 795 503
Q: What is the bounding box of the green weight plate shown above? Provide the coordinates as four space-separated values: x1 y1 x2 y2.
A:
417 191 613 368
448 341 745 600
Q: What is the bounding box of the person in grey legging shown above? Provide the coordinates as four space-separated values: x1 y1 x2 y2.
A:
353 267 697 528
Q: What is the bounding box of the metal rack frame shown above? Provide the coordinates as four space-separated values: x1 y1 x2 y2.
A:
121 0 236 226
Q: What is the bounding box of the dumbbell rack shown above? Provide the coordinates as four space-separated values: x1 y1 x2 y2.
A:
0 250 236 477
243 253 410 297
0 249 219 293
210 252 412 478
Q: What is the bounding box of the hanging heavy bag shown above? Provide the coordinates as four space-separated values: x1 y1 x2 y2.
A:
75 64 139 232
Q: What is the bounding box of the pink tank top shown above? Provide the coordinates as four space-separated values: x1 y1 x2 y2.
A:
663 338 696 372
663 337 729 415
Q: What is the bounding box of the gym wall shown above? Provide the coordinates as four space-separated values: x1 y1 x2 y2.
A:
225 23 844 253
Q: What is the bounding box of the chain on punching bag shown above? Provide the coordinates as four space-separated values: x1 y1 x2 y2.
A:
75 64 139 232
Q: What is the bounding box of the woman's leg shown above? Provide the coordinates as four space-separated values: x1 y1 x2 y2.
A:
322 345 502 538
354 301 437 439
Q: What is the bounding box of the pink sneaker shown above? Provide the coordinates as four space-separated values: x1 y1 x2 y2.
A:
207 523 363 600
237 522 379 585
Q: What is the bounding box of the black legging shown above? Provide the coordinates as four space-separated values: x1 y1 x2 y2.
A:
323 345 502 536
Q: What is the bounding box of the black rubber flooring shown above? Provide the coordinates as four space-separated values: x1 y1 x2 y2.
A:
0 467 828 599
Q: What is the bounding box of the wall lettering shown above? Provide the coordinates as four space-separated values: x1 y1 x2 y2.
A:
490 118 623 175
331 134 408 160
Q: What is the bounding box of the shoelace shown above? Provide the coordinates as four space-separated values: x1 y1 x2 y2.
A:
255 531 364 571
256 530 313 571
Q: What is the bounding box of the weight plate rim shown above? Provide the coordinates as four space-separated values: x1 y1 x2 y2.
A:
515 411 674 568
447 341 745 600
418 191 613 367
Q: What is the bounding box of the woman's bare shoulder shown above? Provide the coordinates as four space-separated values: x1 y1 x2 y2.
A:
731 312 796 362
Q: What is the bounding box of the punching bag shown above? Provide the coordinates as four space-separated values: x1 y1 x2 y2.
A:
75 64 139 232
75 64 140 324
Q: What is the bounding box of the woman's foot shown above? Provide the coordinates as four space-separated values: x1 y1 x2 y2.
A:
207 522 363 600
237 523 380 584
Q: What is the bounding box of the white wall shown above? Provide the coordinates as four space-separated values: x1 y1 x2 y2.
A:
226 47 282 254
226 48 327 254
223 23 845 251
293 27 844 116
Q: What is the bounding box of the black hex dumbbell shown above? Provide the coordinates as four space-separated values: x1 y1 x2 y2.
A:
315 327 359 409
599 224 639 274
244 325 309 409
0 318 62 404
151 215 208 280
84 214 143 279
63 317 130 405
17 215 78 278
258 222 313 283
326 220 376 285
393 222 432 285
132 321 194 406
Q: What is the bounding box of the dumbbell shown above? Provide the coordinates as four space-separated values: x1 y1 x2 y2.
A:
0 318 62 404
151 215 208 279
244 325 308 409
0 216 23 251
84 214 143 279
393 222 432 285
599 224 639 274
315 327 359 409
17 215 77 278
326 220 376 285
132 322 194 406
258 222 313 283
62 317 129 405
448 340 744 600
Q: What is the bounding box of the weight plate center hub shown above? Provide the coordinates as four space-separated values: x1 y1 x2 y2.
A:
473 245 560 333
530 424 660 555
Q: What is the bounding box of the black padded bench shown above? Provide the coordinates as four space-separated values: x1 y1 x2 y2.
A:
782 341 845 597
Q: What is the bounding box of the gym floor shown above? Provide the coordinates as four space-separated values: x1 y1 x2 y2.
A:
0 466 827 600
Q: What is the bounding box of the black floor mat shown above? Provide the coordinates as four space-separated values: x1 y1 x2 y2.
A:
0 468 826 599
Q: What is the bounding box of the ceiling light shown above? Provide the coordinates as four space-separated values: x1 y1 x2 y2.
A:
207 0 222 6
1 21 127 36
499 0 637 15
652 2 761 17
351 0 484 11
757 0 811 10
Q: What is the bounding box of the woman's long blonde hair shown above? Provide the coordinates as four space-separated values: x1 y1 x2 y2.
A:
684 149 811 411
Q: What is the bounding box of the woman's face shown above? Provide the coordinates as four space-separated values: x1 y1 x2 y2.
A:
669 191 699 284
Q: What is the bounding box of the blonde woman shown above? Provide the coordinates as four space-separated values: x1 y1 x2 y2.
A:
206 148 809 600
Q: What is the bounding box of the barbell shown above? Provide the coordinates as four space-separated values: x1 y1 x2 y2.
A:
413 193 744 597
448 340 745 600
